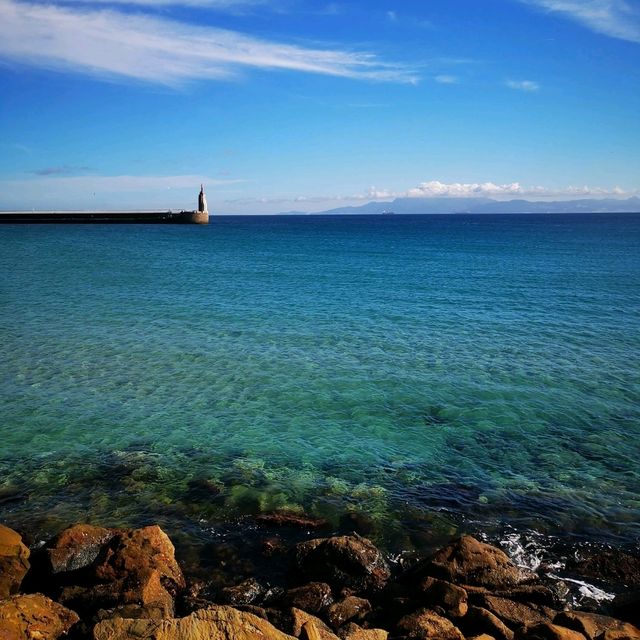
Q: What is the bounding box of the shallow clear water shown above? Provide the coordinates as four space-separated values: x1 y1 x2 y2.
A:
1 214 639 550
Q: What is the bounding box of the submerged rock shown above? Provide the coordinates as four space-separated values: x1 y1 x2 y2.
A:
0 523 30 598
257 514 329 530
93 604 295 640
218 578 266 606
293 535 390 592
0 593 79 640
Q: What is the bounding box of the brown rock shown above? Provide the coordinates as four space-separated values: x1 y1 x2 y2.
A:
326 596 371 630
294 535 390 592
290 609 340 640
47 524 115 574
465 606 515 640
0 523 30 598
515 623 587 640
338 623 387 640
480 595 556 630
419 577 468 617
93 605 296 640
396 608 465 640
0 593 79 640
554 612 640 640
95 526 185 592
283 583 334 614
422 536 528 589
600 628 640 640
469 635 497 640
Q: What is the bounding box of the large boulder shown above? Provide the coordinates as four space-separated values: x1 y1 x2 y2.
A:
0 523 30 598
53 525 184 620
416 536 528 589
0 593 79 640
93 605 296 640
293 536 390 592
554 612 640 640
396 608 465 640
338 623 387 640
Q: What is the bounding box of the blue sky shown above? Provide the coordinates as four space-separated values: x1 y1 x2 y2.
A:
0 0 639 213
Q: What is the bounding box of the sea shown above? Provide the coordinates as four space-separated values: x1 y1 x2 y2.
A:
1 213 639 571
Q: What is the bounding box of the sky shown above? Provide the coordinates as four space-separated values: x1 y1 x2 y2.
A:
0 0 639 213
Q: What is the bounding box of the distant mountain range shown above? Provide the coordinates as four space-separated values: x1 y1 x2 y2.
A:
285 196 640 215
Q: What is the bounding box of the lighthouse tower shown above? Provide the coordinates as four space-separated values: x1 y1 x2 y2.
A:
198 184 208 214
184 184 209 224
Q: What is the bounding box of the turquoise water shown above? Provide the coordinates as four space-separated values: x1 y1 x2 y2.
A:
1 214 639 550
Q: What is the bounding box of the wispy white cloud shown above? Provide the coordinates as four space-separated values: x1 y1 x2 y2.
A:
435 74 458 84
506 79 540 92
0 0 417 86
520 0 640 44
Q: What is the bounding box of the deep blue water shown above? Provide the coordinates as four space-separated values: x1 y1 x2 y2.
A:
1 214 639 551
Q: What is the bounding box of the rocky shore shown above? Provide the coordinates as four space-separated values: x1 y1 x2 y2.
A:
1 520 639 640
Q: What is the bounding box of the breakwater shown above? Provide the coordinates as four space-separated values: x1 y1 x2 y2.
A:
0 210 209 224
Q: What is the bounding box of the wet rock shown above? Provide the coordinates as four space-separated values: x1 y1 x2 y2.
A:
567 551 640 588
419 577 468 618
396 608 465 640
478 594 556 630
218 578 265 606
515 623 587 640
0 593 79 640
294 535 390 592
257 514 329 530
554 612 640 640
326 596 371 630
93 604 296 640
414 536 529 589
283 582 334 614
464 606 515 640
47 524 115 574
338 622 387 640
0 523 30 598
